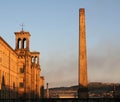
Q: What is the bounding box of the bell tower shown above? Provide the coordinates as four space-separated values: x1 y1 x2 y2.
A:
14 29 31 98
14 30 31 51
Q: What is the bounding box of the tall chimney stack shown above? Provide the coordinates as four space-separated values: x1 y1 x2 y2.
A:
46 83 49 98
78 8 88 98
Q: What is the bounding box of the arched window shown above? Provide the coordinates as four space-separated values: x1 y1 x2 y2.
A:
23 38 26 49
35 56 38 64
18 38 21 49
31 56 34 63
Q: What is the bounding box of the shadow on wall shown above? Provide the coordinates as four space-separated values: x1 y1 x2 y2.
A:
0 75 18 99
40 86 44 98
0 75 44 99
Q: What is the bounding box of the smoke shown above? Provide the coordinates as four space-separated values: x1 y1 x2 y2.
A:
41 49 78 88
88 33 120 83
41 31 120 88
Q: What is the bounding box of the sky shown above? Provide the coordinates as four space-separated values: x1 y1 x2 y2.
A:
0 0 120 88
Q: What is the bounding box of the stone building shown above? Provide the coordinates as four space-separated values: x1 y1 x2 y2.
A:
0 30 44 99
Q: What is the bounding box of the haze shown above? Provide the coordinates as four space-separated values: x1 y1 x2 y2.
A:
0 0 120 88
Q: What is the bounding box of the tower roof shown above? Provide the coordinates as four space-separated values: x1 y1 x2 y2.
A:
14 31 31 36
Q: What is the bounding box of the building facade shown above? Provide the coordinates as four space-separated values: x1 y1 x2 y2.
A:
0 30 44 99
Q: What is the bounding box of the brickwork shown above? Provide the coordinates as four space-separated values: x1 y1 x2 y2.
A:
78 8 88 98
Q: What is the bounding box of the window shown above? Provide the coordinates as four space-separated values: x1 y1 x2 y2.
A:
18 38 21 49
20 68 24 73
13 82 15 89
35 57 38 64
19 82 24 88
0 51 2 63
31 57 34 63
23 38 26 49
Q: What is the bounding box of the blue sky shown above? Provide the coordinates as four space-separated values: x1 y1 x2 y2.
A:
0 0 120 88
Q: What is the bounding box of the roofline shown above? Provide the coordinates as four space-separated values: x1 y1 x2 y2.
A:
31 51 40 54
14 31 31 36
0 36 17 56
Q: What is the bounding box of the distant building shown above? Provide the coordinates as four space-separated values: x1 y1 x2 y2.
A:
0 30 44 99
48 88 78 98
